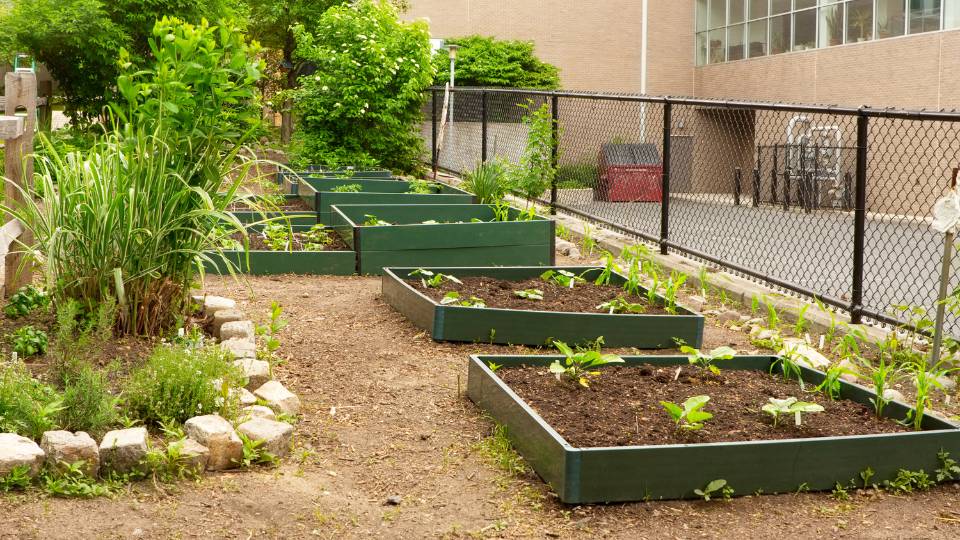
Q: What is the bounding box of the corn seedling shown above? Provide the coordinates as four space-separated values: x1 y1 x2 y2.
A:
362 214 391 226
683 345 736 375
696 267 710 299
594 251 621 285
833 325 867 360
662 271 687 314
548 340 624 388
440 292 486 308
540 269 586 288
660 395 713 431
813 297 839 347
771 339 806 387
596 296 646 314
622 259 643 297
793 304 810 335
694 479 732 501
751 295 760 316
490 202 512 222
812 363 857 400
556 222 572 241
408 269 462 288
762 397 824 427
330 183 362 193
902 360 954 431
580 223 596 255
859 353 903 418
763 295 780 329
514 289 544 301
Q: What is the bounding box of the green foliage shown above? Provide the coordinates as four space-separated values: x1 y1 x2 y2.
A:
461 160 510 204
555 163 598 189
432 35 560 89
694 479 732 501
144 439 204 483
331 183 363 193
290 0 434 173
683 345 736 375
0 361 64 439
660 395 713 431
473 422 528 477
597 296 646 314
793 304 810 334
40 461 123 497
406 179 439 194
57 363 119 436
548 340 624 388
0 465 32 492
255 301 287 360
884 468 934 493
10 326 49 357
540 269 586 288
508 101 559 201
303 225 333 251
762 397 824 427
409 269 462 288
440 292 486 308
4 285 51 319
514 289 544 301
859 353 904 418
238 431 280 468
123 344 243 425
902 360 954 431
362 214 392 226
594 251 621 286
812 363 856 401
936 450 960 483
263 223 292 251
662 271 687 314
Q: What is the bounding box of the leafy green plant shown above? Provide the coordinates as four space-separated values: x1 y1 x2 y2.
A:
813 297 839 346
936 450 960 482
540 269 586 289
859 353 903 418
762 397 824 427
408 269 462 288
331 183 363 193
548 340 624 388
0 465 31 492
593 251 621 286
256 301 288 360
302 224 332 251
884 468 934 493
514 289 544 301
0 362 65 439
662 271 687 314
238 431 280 468
508 100 560 202
793 304 810 335
406 179 438 194
431 35 560 89
696 267 710 299
57 362 119 436
40 461 122 498
812 363 856 401
694 479 732 501
124 345 243 425
580 223 597 255
440 292 486 308
660 395 713 431
4 285 50 318
144 439 203 483
762 295 780 329
597 297 646 314
10 325 49 357
362 214 392 227
682 345 736 375
902 360 954 431
461 160 509 204
263 223 293 251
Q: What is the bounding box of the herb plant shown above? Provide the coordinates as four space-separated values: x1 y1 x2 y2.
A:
302 224 332 251
4 285 50 319
683 345 736 375
331 183 362 193
362 214 392 227
406 179 438 194
256 302 288 360
660 395 713 431
408 269 462 288
10 326 49 357
540 269 586 288
597 297 646 314
514 289 544 300
263 223 292 251
440 292 486 308
762 397 824 427
548 340 624 388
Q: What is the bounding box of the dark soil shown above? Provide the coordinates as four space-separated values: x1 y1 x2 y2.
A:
497 364 910 448
233 230 350 252
407 276 671 314
228 198 312 211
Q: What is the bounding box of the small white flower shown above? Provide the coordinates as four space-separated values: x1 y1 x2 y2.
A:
315 75 321 81
178 327 185 338
322 85 329 91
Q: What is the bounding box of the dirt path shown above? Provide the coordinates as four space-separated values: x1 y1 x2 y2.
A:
2 273 960 539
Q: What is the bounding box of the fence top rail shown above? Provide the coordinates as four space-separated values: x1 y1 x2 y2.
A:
428 86 960 122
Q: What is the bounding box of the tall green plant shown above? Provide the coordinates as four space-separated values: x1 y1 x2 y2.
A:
462 160 509 204
509 101 559 201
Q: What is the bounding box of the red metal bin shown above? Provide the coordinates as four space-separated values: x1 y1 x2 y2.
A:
595 143 663 202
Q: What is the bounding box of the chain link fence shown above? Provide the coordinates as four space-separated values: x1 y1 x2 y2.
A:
421 87 960 334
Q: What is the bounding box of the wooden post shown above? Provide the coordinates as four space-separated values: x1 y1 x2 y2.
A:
3 71 37 296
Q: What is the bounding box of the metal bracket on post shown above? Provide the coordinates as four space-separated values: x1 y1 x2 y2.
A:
659 101 672 255
2 71 36 297
481 90 488 164
930 166 960 367
431 89 439 179
850 112 869 324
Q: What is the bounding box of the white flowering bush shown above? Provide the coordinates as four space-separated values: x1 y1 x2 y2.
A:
289 0 434 173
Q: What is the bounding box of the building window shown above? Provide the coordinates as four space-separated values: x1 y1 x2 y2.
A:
819 3 845 47
729 0 746 24
770 13 792 53
794 8 818 49
696 32 709 65
910 0 942 33
748 18 769 56
946 0 960 28
697 0 710 32
771 0 791 14
876 0 907 38
727 23 746 60
846 0 875 42
709 28 727 63
711 0 728 27
749 0 768 18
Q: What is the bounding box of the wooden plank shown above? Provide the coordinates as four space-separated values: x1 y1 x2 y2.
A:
0 116 24 139
358 220 553 251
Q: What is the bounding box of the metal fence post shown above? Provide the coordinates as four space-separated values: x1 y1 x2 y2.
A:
733 167 742 206
431 89 438 177
660 100 672 255
481 90 488 163
851 112 869 324
550 94 559 215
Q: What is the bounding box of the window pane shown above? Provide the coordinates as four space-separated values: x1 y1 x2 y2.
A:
796 0 817 8
728 23 746 60
877 0 907 38
909 0 941 33
793 9 817 50
847 0 874 42
712 0 728 27
709 28 727 63
770 13 792 53
697 0 709 31
696 32 709 65
946 0 960 28
748 19 769 56
772 0 791 14
730 0 746 23
750 0 769 18
819 4 845 46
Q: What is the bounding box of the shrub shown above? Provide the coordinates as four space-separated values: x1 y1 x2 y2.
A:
58 363 118 436
9 326 49 357
124 344 243 425
4 285 50 319
508 101 559 201
462 160 510 204
556 163 598 189
431 35 560 89
0 362 63 439
289 0 434 174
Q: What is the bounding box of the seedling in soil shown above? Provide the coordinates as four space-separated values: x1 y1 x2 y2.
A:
256 301 288 360
408 269 462 288
596 297 646 314
812 363 857 401
4 285 50 319
362 214 391 226
659 395 713 431
902 360 955 431
440 292 486 308
406 179 439 194
762 397 824 427
556 222 572 241
662 271 687 314
696 267 710 299
580 223 597 255
540 269 586 289
303 224 333 251
331 183 362 193
9 325 48 357
813 296 839 347
514 289 544 301
833 324 867 360
682 345 736 375
0 465 31 492
936 450 960 482
859 353 903 418
548 340 624 388
793 303 810 335
622 258 643 297
594 251 621 285
763 295 780 329
263 223 292 251
771 338 806 387
694 479 732 501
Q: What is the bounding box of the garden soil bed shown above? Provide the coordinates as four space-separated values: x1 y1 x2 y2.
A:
408 276 670 315
232 231 351 252
497 364 909 448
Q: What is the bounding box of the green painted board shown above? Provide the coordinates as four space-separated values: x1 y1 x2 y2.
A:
381 266 703 348
202 249 355 276
468 355 960 503
330 204 555 276
302 178 475 224
230 210 317 225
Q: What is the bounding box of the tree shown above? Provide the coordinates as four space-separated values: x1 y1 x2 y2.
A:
431 35 560 89
290 0 433 173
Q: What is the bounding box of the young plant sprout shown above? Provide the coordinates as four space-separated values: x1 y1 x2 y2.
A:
622 258 643 297
662 271 687 314
596 296 646 314
762 397 824 427
902 360 955 431
514 288 544 300
262 223 292 251
440 292 486 308
858 353 902 418
302 224 332 251
793 303 811 335
548 340 624 388
594 251 621 286
362 214 391 226
660 395 713 431
540 269 586 289
406 179 438 194
694 479 732 501
682 345 736 375
812 363 857 401
408 269 462 289
331 183 362 192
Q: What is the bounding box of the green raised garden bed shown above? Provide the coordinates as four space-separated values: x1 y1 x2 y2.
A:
381 266 703 347
468 354 960 504
202 225 355 276
330 204 555 276
277 168 394 185
295 178 475 224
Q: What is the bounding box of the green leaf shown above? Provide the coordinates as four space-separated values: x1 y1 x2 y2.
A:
660 401 683 421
